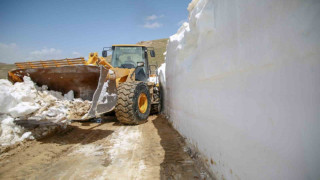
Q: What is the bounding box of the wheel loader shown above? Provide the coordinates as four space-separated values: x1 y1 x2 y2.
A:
8 44 161 125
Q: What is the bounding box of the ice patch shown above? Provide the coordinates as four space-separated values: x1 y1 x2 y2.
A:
108 127 141 161
71 144 105 157
138 160 146 171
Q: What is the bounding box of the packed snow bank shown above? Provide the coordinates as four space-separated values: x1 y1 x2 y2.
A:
157 63 166 113
158 63 166 83
165 0 320 180
0 77 91 146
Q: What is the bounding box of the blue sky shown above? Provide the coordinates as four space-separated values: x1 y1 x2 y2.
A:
0 0 190 63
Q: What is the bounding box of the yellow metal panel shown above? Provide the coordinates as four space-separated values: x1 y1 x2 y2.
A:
98 57 113 69
14 58 86 69
111 67 134 78
111 67 136 87
86 52 99 65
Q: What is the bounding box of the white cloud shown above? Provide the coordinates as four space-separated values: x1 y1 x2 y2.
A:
146 14 164 21
29 48 63 60
72 51 81 57
146 15 157 21
143 22 162 29
143 14 164 29
0 42 82 64
0 43 17 49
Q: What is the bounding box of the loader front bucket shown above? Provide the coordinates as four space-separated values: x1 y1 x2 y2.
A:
8 65 102 100
86 66 117 118
8 65 117 119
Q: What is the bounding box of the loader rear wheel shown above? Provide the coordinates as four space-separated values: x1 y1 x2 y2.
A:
115 82 151 125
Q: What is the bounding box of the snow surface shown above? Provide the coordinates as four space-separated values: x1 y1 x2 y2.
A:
70 144 104 157
0 77 90 146
107 126 141 161
157 63 166 113
165 0 320 179
157 63 166 81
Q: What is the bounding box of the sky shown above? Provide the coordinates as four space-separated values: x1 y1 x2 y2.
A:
0 0 191 63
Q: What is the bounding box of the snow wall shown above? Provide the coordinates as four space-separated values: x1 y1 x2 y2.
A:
165 0 320 179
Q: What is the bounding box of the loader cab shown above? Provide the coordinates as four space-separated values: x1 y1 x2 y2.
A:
109 45 155 82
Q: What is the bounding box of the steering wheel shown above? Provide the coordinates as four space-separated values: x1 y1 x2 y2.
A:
124 60 136 66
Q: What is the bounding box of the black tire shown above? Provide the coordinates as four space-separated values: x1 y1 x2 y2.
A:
115 82 151 125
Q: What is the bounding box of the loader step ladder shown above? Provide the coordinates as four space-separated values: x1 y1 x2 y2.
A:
15 57 86 69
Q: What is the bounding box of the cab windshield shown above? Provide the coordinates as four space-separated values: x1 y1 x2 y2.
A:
111 46 145 69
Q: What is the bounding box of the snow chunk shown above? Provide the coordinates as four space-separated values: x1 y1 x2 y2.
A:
8 102 40 118
0 77 90 146
0 115 33 146
0 77 38 115
64 90 74 101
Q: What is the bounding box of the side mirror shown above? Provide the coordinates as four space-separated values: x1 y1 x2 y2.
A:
150 50 155 57
102 50 108 57
137 62 145 67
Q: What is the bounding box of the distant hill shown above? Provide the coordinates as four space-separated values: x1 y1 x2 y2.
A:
136 38 168 67
0 38 168 79
0 64 16 79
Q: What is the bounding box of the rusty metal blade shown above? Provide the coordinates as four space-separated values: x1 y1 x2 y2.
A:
8 65 102 100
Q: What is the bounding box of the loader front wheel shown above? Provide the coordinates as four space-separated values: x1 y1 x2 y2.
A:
115 82 151 125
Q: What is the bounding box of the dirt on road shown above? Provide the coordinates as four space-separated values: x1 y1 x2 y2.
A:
0 115 212 180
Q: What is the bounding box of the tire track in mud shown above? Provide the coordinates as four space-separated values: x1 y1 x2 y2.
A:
0 115 213 180
0 122 114 179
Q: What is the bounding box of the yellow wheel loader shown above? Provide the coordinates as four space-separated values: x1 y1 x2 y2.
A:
8 45 161 125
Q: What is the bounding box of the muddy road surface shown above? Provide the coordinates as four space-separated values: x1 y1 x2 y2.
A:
0 115 212 180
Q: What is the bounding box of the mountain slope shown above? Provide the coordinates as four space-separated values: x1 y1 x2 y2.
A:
137 38 168 67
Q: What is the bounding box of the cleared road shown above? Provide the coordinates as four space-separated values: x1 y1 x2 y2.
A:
0 115 212 179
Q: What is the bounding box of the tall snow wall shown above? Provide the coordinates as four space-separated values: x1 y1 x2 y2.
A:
165 0 320 179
